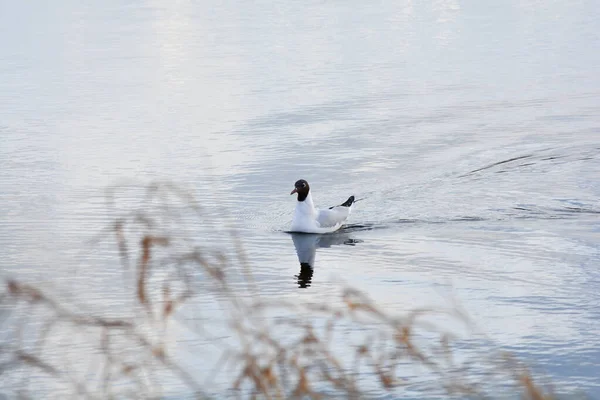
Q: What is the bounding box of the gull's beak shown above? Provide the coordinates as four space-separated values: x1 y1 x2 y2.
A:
290 188 298 195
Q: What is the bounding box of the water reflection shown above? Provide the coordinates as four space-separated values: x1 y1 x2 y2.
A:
291 232 363 288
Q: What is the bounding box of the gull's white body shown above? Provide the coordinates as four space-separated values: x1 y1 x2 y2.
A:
291 192 352 234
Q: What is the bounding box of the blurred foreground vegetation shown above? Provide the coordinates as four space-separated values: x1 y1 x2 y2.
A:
0 182 574 399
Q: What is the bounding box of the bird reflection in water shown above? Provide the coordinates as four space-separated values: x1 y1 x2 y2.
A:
291 232 362 288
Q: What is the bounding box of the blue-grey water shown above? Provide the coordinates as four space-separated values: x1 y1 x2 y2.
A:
1 0 599 398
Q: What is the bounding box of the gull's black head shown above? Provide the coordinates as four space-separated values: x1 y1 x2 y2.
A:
290 179 310 202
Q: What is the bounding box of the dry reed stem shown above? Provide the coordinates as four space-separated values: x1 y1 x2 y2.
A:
137 235 169 311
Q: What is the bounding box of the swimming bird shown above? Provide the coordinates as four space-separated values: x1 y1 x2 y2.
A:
290 179 354 234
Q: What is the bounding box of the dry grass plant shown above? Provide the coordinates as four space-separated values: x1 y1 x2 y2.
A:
0 182 561 399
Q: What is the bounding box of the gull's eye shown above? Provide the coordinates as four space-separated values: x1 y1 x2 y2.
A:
302 182 306 187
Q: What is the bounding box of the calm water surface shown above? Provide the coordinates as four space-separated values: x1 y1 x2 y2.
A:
1 0 599 398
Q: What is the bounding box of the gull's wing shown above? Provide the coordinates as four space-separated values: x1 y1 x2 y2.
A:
316 196 354 228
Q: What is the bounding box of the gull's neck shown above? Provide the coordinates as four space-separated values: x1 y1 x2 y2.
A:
295 191 316 215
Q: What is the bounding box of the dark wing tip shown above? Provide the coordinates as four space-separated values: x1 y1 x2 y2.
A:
340 195 355 207
329 196 355 209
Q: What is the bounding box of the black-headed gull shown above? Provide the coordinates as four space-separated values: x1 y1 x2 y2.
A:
290 179 354 233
